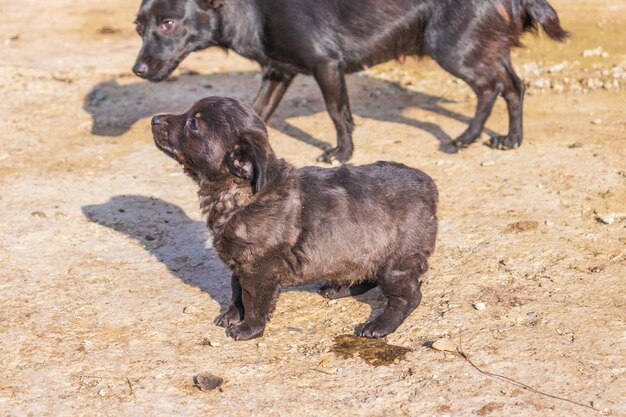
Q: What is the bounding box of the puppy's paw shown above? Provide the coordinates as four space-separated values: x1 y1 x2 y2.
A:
214 305 242 328
358 322 392 339
486 135 521 150
226 322 264 341
319 283 351 299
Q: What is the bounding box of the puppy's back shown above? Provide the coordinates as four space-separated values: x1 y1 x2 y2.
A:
296 161 437 283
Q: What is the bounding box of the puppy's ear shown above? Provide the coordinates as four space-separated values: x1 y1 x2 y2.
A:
226 137 267 193
196 0 224 10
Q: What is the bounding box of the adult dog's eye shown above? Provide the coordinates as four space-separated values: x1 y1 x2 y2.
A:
189 118 198 131
161 19 175 31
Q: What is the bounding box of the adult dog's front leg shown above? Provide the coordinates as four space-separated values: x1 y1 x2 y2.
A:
226 277 280 341
252 65 295 122
314 60 354 163
214 275 244 328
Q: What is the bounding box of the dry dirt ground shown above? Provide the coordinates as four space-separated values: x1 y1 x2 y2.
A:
1 1 625 416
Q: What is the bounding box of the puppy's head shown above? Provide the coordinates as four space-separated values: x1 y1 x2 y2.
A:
133 0 224 82
152 96 273 193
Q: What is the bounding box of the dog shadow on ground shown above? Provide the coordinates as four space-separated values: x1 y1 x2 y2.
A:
81 194 386 333
83 70 498 154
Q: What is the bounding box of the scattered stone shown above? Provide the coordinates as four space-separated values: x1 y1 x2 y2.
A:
596 214 615 225
473 302 487 311
98 26 119 35
182 305 198 314
257 342 267 348
480 160 496 167
527 311 536 317
499 257 513 266
582 47 604 58
98 388 108 396
209 341 221 347
505 220 539 233
193 372 224 392
31 211 47 218
591 118 603 125
568 142 583 148
431 338 457 353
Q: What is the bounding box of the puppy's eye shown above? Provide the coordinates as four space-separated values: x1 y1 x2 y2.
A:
189 118 198 131
161 19 175 31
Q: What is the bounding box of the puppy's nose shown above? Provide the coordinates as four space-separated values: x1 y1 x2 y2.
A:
133 62 149 77
151 115 166 126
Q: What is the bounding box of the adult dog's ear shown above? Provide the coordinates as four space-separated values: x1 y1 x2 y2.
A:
196 0 224 10
226 137 268 193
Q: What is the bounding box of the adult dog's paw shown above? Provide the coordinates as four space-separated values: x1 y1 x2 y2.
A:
226 322 264 341
486 135 521 150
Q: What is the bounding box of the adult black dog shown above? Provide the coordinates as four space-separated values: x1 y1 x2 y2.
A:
134 0 567 162
151 96 438 340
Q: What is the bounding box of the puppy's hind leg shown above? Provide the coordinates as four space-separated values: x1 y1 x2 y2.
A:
359 258 426 338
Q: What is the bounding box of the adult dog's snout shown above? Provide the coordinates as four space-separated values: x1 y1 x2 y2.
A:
133 62 149 78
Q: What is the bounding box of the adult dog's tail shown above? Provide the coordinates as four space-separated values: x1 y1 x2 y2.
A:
522 0 569 41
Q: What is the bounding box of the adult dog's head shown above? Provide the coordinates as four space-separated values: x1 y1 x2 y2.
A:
152 96 273 193
133 0 225 81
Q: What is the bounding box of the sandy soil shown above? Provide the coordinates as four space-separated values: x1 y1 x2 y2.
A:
1 1 624 416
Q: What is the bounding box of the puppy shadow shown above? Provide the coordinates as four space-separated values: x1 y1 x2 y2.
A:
82 195 232 310
83 71 499 154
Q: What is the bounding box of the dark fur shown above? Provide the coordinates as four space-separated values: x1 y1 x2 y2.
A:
135 0 568 162
151 96 438 340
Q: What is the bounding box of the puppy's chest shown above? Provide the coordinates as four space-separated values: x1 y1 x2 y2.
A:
200 186 252 235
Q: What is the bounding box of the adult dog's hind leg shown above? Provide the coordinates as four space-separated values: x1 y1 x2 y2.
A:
314 60 354 163
487 59 525 150
252 65 295 122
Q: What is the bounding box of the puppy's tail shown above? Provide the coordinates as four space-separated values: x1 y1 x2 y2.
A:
522 0 569 41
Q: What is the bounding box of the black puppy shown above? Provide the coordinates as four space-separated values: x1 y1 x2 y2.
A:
151 96 438 340
134 0 568 162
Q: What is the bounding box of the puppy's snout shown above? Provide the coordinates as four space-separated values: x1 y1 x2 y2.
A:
133 62 149 77
151 115 166 126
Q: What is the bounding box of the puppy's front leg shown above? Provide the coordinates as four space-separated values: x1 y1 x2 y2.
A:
214 275 244 328
226 277 280 341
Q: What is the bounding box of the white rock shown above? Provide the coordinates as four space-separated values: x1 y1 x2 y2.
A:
98 388 108 397
596 214 615 225
473 302 487 311
480 160 496 167
591 118 603 125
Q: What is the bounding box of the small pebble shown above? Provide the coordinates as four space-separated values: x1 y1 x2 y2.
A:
480 160 496 167
193 372 224 392
596 214 615 225
209 341 221 347
31 211 47 218
591 118 603 125
257 342 267 348
98 388 108 397
527 311 536 317
431 338 457 353
473 302 487 311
